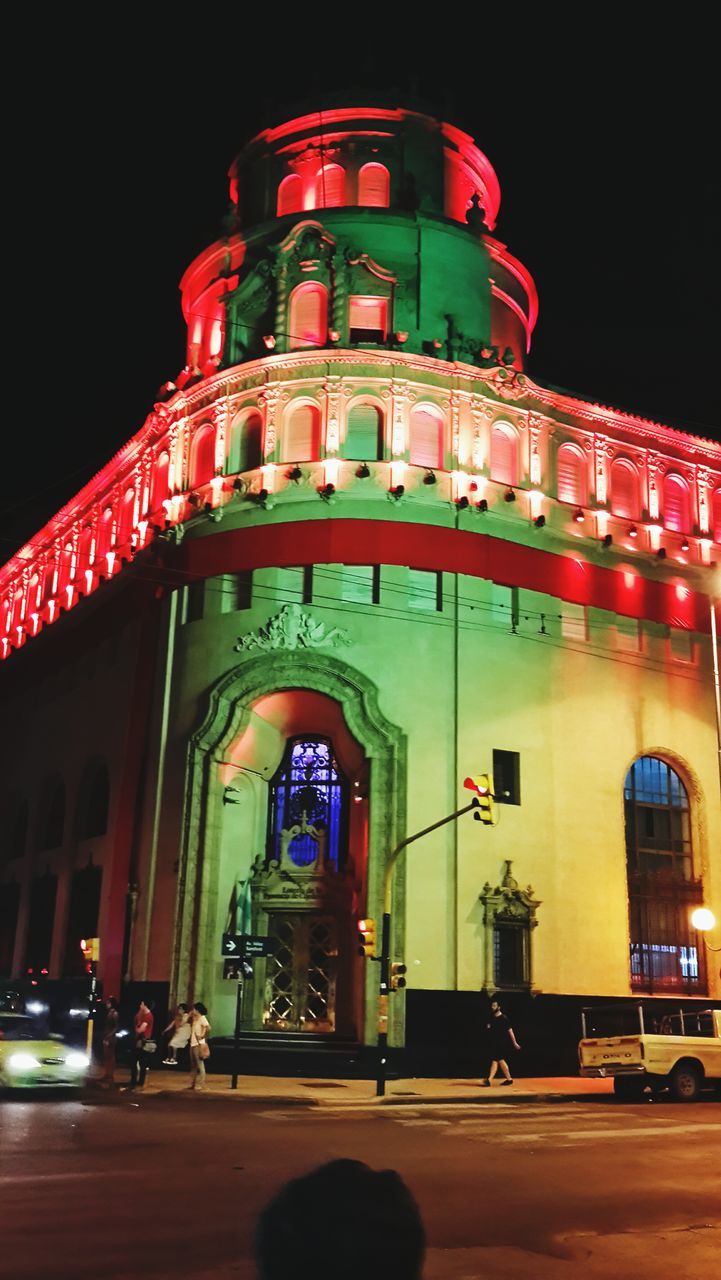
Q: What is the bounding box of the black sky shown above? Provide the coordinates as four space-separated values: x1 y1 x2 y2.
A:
4 25 718 559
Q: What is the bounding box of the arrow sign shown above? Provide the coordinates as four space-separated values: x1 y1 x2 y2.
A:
221 933 245 958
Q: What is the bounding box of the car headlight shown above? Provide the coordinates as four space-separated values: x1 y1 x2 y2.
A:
65 1052 90 1070
8 1053 40 1072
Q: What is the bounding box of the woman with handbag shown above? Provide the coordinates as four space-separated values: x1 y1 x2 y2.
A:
188 1001 211 1090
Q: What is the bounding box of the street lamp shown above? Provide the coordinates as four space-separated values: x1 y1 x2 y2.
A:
691 907 721 951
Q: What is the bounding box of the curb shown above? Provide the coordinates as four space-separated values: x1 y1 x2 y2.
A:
102 1086 608 1109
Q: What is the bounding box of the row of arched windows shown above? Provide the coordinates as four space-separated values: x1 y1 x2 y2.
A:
176 412 721 537
1 759 110 861
277 162 390 217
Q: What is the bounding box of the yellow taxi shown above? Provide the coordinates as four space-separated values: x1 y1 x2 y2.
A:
0 1012 90 1090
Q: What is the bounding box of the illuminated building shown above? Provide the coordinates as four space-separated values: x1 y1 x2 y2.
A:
1 107 719 1068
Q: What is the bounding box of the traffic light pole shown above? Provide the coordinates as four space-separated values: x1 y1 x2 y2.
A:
375 798 480 1097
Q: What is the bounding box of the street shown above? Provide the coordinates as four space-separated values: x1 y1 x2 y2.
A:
1 1091 719 1279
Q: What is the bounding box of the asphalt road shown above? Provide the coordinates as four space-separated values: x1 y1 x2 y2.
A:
1 1091 719 1279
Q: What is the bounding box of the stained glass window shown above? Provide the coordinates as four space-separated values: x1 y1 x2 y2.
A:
267 737 348 869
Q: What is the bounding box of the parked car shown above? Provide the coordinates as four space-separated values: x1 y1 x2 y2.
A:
0 1013 90 1090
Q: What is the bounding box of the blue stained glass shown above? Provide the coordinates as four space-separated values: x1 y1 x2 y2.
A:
268 737 348 869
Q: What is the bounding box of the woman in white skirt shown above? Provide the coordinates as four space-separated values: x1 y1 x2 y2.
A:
162 1003 190 1065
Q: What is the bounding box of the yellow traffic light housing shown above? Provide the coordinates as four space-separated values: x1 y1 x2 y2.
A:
390 962 407 991
357 918 376 957
463 774 496 825
80 937 100 963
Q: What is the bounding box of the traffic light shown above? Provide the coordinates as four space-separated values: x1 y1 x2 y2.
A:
390 962 407 991
357 918 376 957
80 937 100 963
464 774 496 825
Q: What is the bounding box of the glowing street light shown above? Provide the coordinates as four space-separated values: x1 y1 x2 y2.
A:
691 908 716 933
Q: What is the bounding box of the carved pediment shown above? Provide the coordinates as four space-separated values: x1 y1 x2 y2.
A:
235 604 351 653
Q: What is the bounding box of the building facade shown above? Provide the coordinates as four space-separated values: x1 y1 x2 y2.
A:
1 106 720 1069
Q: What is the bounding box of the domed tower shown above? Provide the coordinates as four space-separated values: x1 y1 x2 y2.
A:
179 105 536 382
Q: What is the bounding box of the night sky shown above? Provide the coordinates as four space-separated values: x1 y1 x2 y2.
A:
4 30 718 561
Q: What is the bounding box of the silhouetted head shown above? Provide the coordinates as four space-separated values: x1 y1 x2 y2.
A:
256 1159 425 1280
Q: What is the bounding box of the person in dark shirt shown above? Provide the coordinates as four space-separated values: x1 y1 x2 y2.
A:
482 998 521 1087
124 999 154 1091
101 997 119 1085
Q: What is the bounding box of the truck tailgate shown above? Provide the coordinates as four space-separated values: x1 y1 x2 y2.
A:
579 1036 643 1074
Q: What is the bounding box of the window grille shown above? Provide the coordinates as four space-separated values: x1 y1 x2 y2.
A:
556 444 587 506
283 404 321 462
358 162 390 207
344 404 383 460
663 474 690 534
289 283 328 350
409 408 444 469
610 459 640 519
349 296 388 342
490 426 517 486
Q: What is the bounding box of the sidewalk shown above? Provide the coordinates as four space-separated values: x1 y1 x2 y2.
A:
94 1067 613 1107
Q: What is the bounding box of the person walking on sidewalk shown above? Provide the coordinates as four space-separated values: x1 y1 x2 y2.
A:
188 1001 211 1090
100 997 119 1086
482 999 521 1087
162 1002 190 1065
124 998 154 1091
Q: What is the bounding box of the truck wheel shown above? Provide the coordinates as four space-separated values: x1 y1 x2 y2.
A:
613 1076 645 1102
670 1062 702 1103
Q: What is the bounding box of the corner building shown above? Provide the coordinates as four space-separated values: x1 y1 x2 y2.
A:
1 107 720 1071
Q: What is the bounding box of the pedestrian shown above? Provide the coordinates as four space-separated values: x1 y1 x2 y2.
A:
255 1160 425 1280
482 998 521 1086
100 997 119 1085
123 998 154 1091
162 1002 190 1065
188 1001 211 1090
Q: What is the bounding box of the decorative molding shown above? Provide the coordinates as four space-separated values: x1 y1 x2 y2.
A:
234 604 352 653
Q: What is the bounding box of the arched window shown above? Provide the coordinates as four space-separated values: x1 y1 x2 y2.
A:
624 756 704 994
63 864 103 976
409 405 444 470
25 872 57 974
610 458 640 520
38 777 65 851
95 507 114 564
283 403 321 462
228 410 263 473
150 451 170 512
713 488 721 543
490 423 518 487
75 758 110 840
343 404 383 461
116 488 135 551
556 443 587 506
190 424 216 489
0 881 20 976
77 526 93 590
315 163 345 208
663 473 691 534
267 737 348 870
289 282 328 349
358 162 390 207
277 173 303 217
56 542 73 595
2 793 28 861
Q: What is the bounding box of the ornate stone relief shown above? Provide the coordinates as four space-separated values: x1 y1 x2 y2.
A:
235 603 352 653
478 860 541 993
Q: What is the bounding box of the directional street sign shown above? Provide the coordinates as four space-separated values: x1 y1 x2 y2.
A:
221 933 275 960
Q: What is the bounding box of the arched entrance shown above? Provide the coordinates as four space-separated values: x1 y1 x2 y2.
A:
174 652 406 1048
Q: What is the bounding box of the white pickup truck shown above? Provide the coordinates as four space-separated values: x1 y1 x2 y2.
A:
578 1004 721 1101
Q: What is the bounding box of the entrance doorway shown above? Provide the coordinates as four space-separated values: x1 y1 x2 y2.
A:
264 913 337 1032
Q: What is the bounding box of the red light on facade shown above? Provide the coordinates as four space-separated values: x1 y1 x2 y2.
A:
628 525 638 539
262 334 276 350
573 509 585 523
